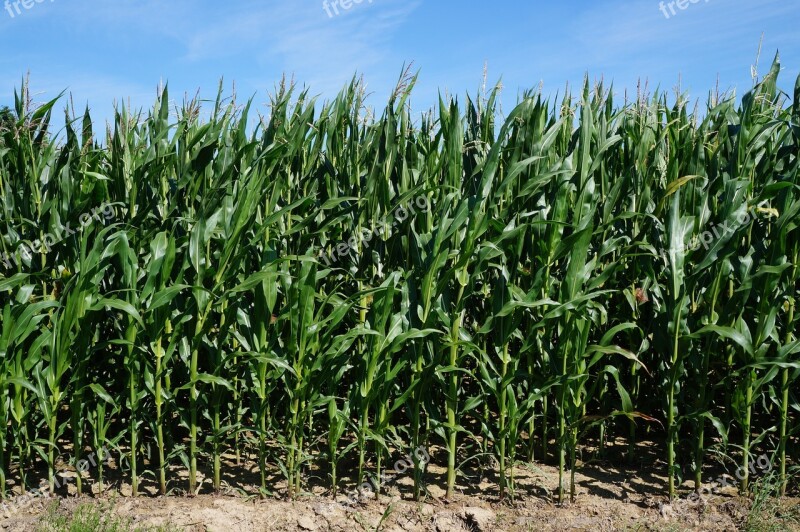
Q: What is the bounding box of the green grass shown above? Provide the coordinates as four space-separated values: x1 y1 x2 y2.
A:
35 501 178 532
745 471 800 531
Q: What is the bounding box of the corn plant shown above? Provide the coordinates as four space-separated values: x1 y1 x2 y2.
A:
0 63 797 505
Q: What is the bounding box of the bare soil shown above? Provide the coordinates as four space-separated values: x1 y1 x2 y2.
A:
1 441 797 531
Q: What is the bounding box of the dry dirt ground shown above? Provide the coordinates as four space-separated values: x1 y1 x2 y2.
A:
0 443 797 531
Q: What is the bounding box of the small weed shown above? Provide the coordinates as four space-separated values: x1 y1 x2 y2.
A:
35 500 179 532
745 471 800 532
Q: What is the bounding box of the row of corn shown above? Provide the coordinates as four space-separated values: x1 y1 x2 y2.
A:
0 58 798 502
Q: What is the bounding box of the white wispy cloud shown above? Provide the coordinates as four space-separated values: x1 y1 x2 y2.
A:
2 0 423 126
3 0 797 126
179 0 422 96
58 0 421 97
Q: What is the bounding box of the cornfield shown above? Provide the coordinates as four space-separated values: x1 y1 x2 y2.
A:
0 57 798 505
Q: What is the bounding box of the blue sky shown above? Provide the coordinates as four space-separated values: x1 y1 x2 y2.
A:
1 0 799 128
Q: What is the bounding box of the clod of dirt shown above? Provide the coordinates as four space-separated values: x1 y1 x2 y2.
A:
659 502 675 519
459 507 496 532
433 511 470 532
311 502 340 519
297 513 319 531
